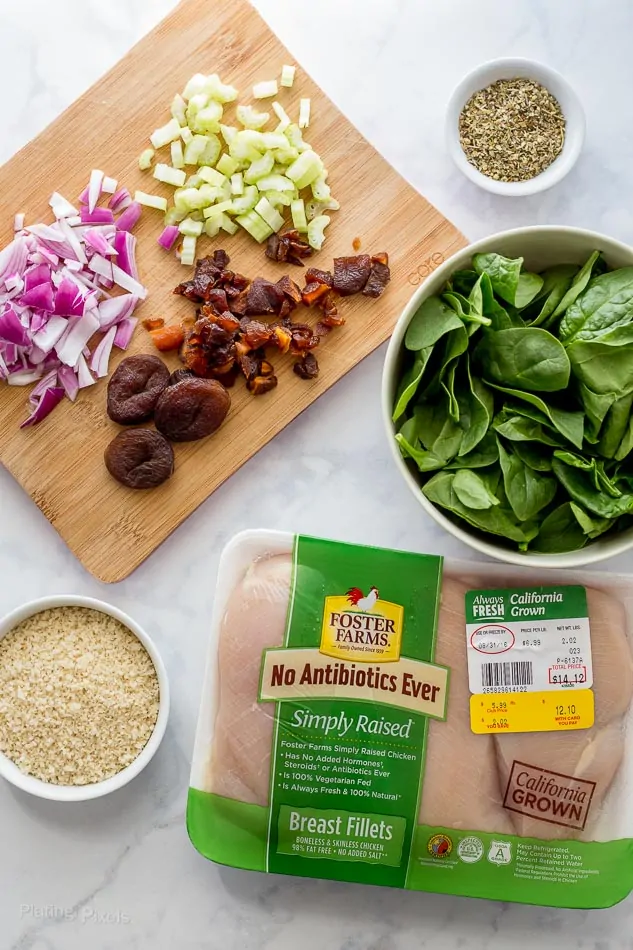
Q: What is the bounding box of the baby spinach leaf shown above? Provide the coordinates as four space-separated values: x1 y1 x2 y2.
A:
513 442 553 471
526 264 579 327
493 413 563 447
546 250 603 327
456 358 493 457
473 252 522 304
448 269 479 296
422 471 539 543
405 295 463 351
558 265 633 343
530 503 588 553
445 431 499 469
441 359 460 422
576 383 616 440
487 382 585 448
515 272 545 309
392 347 433 422
497 438 557 521
569 503 614 539
567 337 633 397
395 433 446 472
598 392 633 459
476 327 570 392
415 399 463 461
452 470 500 509
616 416 633 462
552 457 633 518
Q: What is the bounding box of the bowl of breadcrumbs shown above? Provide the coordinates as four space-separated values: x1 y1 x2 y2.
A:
0 596 169 801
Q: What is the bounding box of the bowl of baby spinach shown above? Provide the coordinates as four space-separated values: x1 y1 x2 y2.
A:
383 226 633 566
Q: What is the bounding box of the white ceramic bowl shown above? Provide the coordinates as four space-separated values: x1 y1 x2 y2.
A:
0 595 169 801
446 58 585 196
382 225 633 569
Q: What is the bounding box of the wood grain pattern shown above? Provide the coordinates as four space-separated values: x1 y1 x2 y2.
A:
0 0 464 582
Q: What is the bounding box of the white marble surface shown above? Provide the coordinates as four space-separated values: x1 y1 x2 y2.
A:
1 0 633 946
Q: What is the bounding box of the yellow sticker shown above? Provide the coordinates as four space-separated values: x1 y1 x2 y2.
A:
469 689 595 734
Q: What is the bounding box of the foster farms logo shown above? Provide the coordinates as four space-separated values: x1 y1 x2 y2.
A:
319 585 404 663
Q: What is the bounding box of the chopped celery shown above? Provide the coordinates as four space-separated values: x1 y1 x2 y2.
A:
236 210 273 242
285 123 307 151
219 213 239 235
272 102 291 130
265 190 292 208
256 174 295 192
231 173 244 195
183 134 211 165
193 102 223 134
230 185 258 214
280 64 296 88
272 147 299 166
236 105 270 130
204 217 221 238
171 93 187 125
179 217 204 237
298 98 311 129
220 124 238 146
174 187 207 212
180 126 194 145
205 74 238 103
286 150 323 189
261 132 288 151
150 118 181 149
253 79 278 99
291 198 308 232
198 165 227 187
164 206 188 226
311 175 331 202
198 134 222 167
203 200 233 219
135 191 168 212
181 235 197 266
254 196 285 232
197 184 224 206
154 163 186 187
182 73 208 100
307 214 330 250
216 153 239 177
186 93 209 120
190 210 204 222
244 151 275 183
138 148 155 171
230 129 266 158
220 179 232 201
171 140 185 169
185 174 204 188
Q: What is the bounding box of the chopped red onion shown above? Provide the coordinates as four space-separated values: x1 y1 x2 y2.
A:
113 231 139 279
80 207 115 225
20 386 65 428
109 188 131 213
20 282 55 312
57 363 80 401
76 353 95 389
102 176 117 194
116 202 142 232
88 170 104 214
113 317 137 350
98 294 138 330
158 225 180 250
90 325 117 377
29 369 59 405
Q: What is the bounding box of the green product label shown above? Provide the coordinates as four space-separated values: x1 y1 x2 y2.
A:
263 535 444 887
465 585 587 624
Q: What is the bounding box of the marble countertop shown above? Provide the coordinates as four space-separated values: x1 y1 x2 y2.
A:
2 0 633 946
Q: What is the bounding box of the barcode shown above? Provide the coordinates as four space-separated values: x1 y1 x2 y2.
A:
481 661 533 689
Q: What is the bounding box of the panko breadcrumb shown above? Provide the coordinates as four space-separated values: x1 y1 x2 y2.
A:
0 606 160 785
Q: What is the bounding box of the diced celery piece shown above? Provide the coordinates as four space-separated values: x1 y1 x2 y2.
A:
218 213 239 235
216 153 239 177
180 126 194 145
183 135 211 165
291 198 308 232
190 210 204 222
198 166 226 187
236 210 274 242
298 98 311 129
236 105 270 130
311 175 331 202
280 64 296 88
182 73 208 100
164 206 188 226
253 79 278 99
171 93 187 125
174 187 207 212
135 191 168 212
220 179 232 201
198 134 222 167
256 174 295 192
205 73 238 103
244 151 275 184
307 214 330 250
186 93 209 120
229 129 266 162
154 163 187 187
230 185 258 214
150 118 181 149
286 150 323 189
185 174 204 188
179 217 204 237
285 123 306 150
181 235 197 266
272 101 291 131
203 200 233 219
204 217 221 238
138 148 155 171
231 173 244 196
254 196 285 232
171 140 185 169
273 148 299 167
197 184 223 206
261 132 288 151
193 101 223 134
220 124 238 146
265 190 292 208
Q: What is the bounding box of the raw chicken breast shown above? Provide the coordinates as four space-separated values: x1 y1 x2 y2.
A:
419 576 513 833
209 554 291 805
586 587 633 726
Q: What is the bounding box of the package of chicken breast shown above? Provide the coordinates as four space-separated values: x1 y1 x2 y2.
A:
187 530 633 908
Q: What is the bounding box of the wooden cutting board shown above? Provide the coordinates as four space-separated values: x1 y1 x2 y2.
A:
0 0 464 582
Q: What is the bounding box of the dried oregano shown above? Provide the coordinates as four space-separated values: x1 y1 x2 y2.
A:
459 78 566 182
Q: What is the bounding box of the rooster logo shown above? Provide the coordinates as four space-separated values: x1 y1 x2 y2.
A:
346 586 380 612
